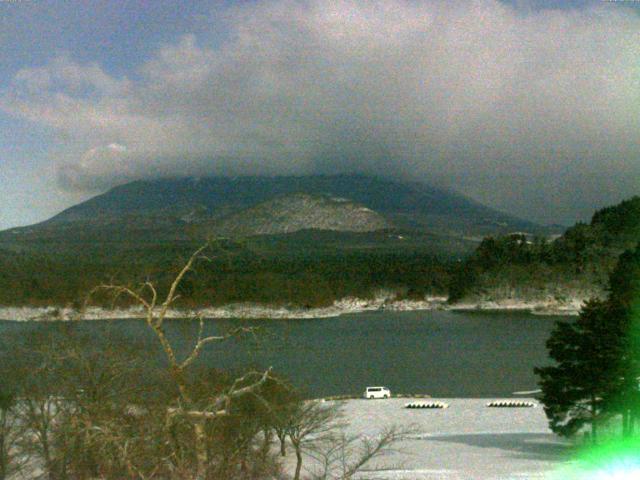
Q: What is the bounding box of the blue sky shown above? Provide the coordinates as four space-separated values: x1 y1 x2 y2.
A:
0 0 229 228
1 0 639 229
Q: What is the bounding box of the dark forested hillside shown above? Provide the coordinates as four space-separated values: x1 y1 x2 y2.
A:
0 231 455 309
449 196 640 305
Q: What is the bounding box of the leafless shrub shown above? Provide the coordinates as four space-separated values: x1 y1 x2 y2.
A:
309 425 411 480
0 387 28 480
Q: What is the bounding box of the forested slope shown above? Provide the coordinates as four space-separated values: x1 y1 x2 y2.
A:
0 232 453 308
449 196 640 307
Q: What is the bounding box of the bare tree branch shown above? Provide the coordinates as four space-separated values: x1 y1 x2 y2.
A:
143 281 158 310
88 284 152 311
158 244 210 324
180 325 257 370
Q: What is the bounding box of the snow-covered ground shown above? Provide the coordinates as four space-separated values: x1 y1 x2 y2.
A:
0 295 582 321
289 398 576 480
0 297 447 321
450 297 586 316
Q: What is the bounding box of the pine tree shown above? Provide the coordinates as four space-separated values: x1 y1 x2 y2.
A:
535 243 640 441
535 299 623 442
605 245 640 437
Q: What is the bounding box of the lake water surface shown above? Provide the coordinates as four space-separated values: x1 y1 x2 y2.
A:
0 310 566 398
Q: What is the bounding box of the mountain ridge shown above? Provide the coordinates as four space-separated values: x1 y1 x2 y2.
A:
18 174 540 239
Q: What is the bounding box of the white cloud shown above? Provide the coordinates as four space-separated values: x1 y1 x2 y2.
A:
1 0 639 223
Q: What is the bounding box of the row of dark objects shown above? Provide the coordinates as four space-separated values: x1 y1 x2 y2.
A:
404 402 449 409
486 401 536 408
403 401 536 409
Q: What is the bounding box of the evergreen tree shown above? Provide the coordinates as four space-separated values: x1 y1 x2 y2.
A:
536 243 640 441
608 245 640 309
535 299 624 442
605 245 640 437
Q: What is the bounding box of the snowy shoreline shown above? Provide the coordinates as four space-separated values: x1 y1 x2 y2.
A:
0 295 583 322
449 297 585 316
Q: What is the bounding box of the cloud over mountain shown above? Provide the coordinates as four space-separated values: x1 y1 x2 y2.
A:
2 0 639 223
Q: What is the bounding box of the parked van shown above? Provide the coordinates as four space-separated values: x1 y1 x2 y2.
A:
364 386 391 399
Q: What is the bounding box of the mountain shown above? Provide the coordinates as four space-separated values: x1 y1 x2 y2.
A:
0 174 552 309
4 174 540 242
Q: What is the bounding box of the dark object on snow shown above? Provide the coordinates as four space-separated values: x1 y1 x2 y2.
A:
404 401 448 409
486 401 536 408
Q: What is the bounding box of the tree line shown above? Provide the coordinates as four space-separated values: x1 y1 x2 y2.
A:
0 243 450 309
449 196 640 303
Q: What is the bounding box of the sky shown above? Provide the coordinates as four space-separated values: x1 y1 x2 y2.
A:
0 0 639 230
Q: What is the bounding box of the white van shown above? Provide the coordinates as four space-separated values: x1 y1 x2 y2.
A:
364 386 391 399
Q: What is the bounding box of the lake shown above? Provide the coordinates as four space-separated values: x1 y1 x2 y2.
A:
0 310 565 398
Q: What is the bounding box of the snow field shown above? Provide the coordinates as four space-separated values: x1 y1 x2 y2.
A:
284 398 575 480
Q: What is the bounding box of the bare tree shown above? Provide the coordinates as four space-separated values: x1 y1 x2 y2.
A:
284 401 344 480
310 426 408 480
259 378 300 458
86 243 277 480
18 391 66 480
12 338 72 480
0 387 27 480
278 399 411 480
8 326 151 480
203 386 284 480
